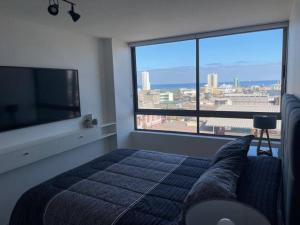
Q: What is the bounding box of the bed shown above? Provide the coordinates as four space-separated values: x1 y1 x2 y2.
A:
10 149 281 225
9 94 300 225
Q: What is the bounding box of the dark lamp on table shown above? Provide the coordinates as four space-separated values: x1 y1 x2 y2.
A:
253 115 277 156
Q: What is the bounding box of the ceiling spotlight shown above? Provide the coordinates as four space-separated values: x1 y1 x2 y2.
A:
46 0 81 22
69 4 81 22
48 0 59 16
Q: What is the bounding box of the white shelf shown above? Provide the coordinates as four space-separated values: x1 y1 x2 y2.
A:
100 122 116 128
100 132 117 139
0 127 116 175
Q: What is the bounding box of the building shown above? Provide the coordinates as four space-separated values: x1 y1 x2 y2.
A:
214 98 232 106
142 71 151 91
272 81 281 91
233 77 240 87
207 73 218 89
223 93 269 105
136 115 162 129
138 91 160 108
160 92 174 102
207 73 218 94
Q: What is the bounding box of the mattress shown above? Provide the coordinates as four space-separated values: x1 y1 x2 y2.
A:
10 149 282 225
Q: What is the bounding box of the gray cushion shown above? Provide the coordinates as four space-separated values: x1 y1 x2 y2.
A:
212 135 254 165
184 166 237 208
184 135 254 208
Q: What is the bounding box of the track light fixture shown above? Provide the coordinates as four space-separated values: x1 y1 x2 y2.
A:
48 0 59 16
47 0 81 22
69 4 81 22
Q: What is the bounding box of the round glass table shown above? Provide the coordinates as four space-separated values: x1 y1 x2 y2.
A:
185 200 270 225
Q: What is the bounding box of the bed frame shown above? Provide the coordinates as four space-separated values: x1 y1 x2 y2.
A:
281 94 300 225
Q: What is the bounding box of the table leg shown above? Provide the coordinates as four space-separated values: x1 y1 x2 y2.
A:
257 129 264 155
266 129 273 156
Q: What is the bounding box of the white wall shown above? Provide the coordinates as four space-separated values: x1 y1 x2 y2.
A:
131 131 230 157
0 16 113 148
99 39 116 124
287 0 300 98
112 39 134 148
0 15 115 225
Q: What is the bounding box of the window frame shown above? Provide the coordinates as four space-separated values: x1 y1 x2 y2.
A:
131 22 289 140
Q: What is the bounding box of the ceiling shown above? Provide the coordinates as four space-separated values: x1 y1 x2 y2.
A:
0 0 293 42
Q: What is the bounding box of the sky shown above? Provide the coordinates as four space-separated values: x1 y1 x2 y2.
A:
136 29 283 83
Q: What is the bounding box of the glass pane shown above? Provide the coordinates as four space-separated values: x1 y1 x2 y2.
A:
137 115 197 133
199 29 283 113
199 117 281 139
136 40 196 110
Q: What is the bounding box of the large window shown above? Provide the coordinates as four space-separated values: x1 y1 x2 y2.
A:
136 40 196 110
132 24 287 139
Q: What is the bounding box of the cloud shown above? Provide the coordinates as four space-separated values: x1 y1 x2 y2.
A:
205 63 223 67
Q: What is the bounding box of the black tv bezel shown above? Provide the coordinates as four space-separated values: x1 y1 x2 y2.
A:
0 66 81 133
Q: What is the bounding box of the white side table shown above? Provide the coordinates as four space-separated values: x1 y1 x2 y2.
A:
185 200 270 225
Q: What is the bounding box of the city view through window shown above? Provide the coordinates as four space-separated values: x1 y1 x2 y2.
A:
134 29 285 139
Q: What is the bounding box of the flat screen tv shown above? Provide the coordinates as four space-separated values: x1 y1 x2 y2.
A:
0 66 81 132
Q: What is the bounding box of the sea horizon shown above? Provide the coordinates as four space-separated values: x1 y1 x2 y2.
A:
138 80 280 90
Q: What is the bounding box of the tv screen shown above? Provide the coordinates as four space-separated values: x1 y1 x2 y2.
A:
0 66 81 132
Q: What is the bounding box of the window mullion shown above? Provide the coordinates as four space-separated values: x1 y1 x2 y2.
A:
196 39 200 134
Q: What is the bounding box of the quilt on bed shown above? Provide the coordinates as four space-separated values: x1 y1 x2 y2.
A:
10 149 281 225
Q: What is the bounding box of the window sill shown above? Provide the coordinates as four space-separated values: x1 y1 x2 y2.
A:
131 130 281 148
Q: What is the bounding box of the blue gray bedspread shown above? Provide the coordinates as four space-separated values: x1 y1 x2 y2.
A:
10 149 281 225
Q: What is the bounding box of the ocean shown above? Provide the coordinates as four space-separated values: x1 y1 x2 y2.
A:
138 80 280 90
